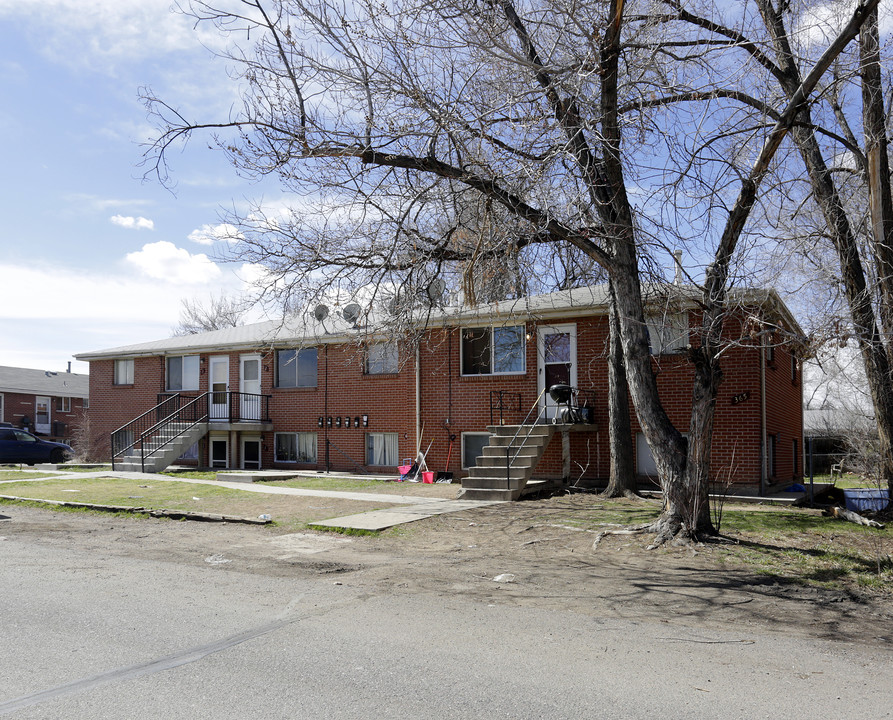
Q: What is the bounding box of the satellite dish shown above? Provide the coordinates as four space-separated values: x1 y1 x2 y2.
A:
426 278 446 304
313 304 330 321
342 303 361 325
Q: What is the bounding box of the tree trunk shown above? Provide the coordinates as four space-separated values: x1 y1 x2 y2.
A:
758 0 893 496
859 6 893 497
602 280 637 497
860 6 893 347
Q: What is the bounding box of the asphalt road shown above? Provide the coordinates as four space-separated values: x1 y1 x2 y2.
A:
1 511 890 719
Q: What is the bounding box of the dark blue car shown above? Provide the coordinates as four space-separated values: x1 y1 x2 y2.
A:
0 428 72 465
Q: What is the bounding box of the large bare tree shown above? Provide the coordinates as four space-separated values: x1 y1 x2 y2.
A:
143 0 877 541
677 0 893 499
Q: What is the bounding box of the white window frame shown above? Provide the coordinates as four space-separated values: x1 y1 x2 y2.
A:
462 432 491 470
276 348 318 388
114 359 134 385
645 311 689 355
366 432 399 466
460 325 526 376
166 355 200 392
365 342 399 375
275 432 317 463
57 397 71 413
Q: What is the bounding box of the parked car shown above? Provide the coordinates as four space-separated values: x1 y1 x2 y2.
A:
0 428 72 465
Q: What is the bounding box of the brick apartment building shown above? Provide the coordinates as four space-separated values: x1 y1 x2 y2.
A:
75 285 803 495
0 364 89 444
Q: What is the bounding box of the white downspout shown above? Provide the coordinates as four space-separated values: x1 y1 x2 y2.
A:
760 340 767 495
415 341 421 456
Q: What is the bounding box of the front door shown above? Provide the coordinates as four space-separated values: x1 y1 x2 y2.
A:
242 438 261 470
240 355 261 420
210 437 229 468
537 324 577 420
209 356 230 421
35 396 51 435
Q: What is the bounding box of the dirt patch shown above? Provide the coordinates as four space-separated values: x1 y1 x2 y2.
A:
2 495 891 648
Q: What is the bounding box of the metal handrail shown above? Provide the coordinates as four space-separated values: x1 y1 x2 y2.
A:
505 389 548 489
111 393 191 469
134 393 210 472
325 439 368 475
489 390 522 426
111 391 273 470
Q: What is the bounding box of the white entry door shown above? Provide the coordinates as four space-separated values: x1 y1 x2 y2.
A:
209 356 229 421
240 355 261 420
537 324 577 420
35 396 51 434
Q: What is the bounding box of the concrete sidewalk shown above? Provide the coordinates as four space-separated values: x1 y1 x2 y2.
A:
0 467 501 531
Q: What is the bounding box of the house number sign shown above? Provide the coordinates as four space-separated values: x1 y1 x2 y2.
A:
731 391 750 405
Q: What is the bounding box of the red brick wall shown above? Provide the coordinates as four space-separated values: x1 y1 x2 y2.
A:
85 306 803 489
1 390 88 442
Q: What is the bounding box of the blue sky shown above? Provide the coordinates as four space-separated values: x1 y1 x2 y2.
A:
0 1 271 373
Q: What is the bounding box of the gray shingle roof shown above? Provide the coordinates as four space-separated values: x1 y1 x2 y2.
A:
74 284 801 361
0 366 89 398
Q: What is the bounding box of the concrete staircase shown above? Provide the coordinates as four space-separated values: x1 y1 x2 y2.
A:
459 424 556 501
115 423 208 473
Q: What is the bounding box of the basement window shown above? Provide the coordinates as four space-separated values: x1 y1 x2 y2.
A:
462 432 491 469
275 432 317 463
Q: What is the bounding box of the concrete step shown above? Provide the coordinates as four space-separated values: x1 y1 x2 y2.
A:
458 487 517 501
481 445 540 458
466 465 529 481
460 476 526 490
487 424 553 437
485 434 549 448
476 453 538 467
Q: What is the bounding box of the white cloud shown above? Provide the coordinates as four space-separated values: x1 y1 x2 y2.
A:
111 215 155 230
125 241 222 284
0 0 222 67
0 259 258 366
188 223 243 245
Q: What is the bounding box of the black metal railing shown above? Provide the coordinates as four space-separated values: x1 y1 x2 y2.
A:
489 390 522 426
112 392 209 472
157 391 271 424
112 391 272 471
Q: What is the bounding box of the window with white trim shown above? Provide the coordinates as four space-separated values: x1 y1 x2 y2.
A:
276 348 317 388
56 397 71 413
645 312 688 355
166 355 200 391
462 432 491 469
365 342 399 374
366 432 399 466
275 432 317 463
461 325 525 375
113 359 134 385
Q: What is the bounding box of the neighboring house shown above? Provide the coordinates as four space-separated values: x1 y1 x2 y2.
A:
75 285 803 497
0 365 89 443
